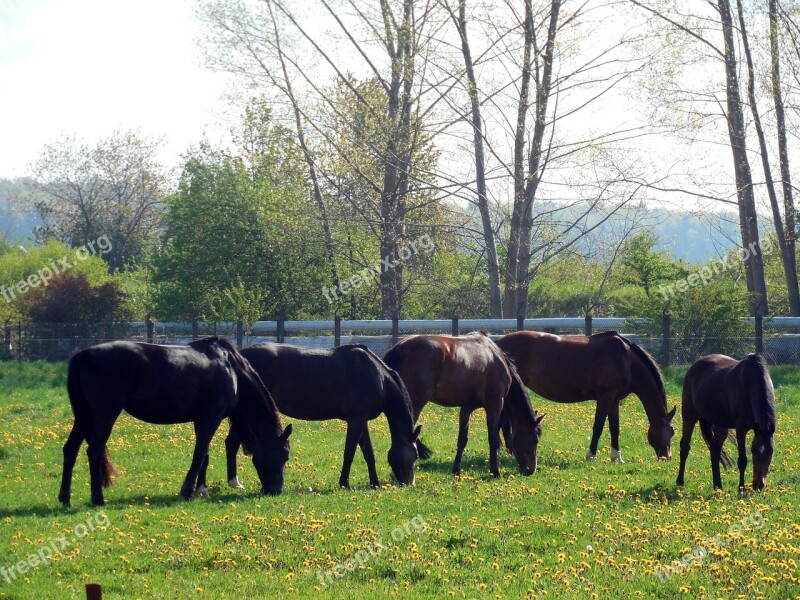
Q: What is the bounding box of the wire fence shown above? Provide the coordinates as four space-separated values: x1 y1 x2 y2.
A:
3 316 799 366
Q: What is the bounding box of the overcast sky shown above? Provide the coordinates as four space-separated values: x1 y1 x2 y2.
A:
0 0 229 179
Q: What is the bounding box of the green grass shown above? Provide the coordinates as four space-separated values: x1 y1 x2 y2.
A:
1 361 799 599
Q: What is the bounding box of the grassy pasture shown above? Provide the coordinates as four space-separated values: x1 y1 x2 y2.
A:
0 361 799 599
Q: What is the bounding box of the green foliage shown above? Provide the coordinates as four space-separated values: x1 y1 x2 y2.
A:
24 272 132 322
0 240 114 322
153 143 329 321
617 230 685 298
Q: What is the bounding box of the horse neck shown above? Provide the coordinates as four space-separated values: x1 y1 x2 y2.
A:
382 384 415 445
505 378 536 434
630 356 667 425
239 378 282 441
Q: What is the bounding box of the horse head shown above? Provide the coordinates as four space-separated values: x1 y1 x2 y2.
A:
751 425 775 490
511 412 545 475
647 406 676 460
251 424 292 495
388 425 421 486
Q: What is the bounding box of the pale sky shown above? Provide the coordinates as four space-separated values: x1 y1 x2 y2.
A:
0 0 229 179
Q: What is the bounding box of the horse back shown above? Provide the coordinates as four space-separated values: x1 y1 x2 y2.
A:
70 341 235 425
241 342 386 421
384 334 509 408
682 354 741 428
497 331 631 402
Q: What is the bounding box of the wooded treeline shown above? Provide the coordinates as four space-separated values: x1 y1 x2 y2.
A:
7 0 800 326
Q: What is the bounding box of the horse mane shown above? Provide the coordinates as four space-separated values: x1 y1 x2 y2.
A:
611 334 667 407
744 354 777 435
194 337 282 436
494 348 538 426
347 344 415 417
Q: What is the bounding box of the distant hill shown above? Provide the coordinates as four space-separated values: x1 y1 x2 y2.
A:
0 178 41 243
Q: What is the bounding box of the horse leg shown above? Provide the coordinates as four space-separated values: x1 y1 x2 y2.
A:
225 426 244 489
608 400 624 463
180 419 221 501
452 407 474 476
196 454 211 498
87 416 119 506
709 425 727 490
499 409 513 455
58 421 86 506
586 402 609 460
486 407 501 478
676 416 697 486
413 400 434 460
339 420 366 489
358 424 380 488
736 427 748 490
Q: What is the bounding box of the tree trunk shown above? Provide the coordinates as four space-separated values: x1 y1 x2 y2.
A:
718 0 768 316
503 0 534 318
452 0 503 317
267 0 340 300
770 0 800 314
517 0 561 319
736 0 799 315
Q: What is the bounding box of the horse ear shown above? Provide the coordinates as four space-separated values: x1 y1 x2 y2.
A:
281 424 293 441
534 413 546 426
668 406 677 420
413 425 422 440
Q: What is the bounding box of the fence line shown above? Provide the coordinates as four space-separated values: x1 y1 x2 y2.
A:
4 316 800 365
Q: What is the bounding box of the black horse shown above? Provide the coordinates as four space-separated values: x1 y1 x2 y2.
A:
198 343 420 490
58 337 292 506
677 353 777 490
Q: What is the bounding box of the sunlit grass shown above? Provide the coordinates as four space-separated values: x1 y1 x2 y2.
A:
0 361 798 598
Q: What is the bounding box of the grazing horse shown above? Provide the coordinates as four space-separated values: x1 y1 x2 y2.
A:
58 337 292 506
677 353 776 490
199 343 420 490
497 330 675 462
383 332 544 477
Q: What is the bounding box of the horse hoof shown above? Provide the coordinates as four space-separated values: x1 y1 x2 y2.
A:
585 450 597 461
228 477 245 490
610 449 624 463
196 485 209 498
91 498 105 507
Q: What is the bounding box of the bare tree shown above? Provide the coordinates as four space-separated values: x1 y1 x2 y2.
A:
26 130 166 273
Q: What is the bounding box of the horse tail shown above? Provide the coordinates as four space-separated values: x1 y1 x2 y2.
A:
67 351 116 487
698 418 735 470
745 354 777 435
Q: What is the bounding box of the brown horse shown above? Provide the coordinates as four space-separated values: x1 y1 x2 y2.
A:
677 353 776 490
383 332 544 477
497 330 675 462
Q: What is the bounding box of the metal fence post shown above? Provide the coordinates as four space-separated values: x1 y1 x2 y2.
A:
334 316 341 347
391 315 399 346
755 314 763 355
452 315 459 337
236 320 244 348
191 320 199 340
17 320 21 363
146 317 154 344
661 313 671 368
277 315 285 344
517 317 524 331
584 313 593 337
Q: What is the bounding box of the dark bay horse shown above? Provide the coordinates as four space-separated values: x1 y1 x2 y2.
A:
59 337 292 506
199 343 420 490
677 353 776 490
497 330 675 462
383 332 544 477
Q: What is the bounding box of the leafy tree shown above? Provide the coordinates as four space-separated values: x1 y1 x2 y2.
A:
617 231 683 298
153 144 329 320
